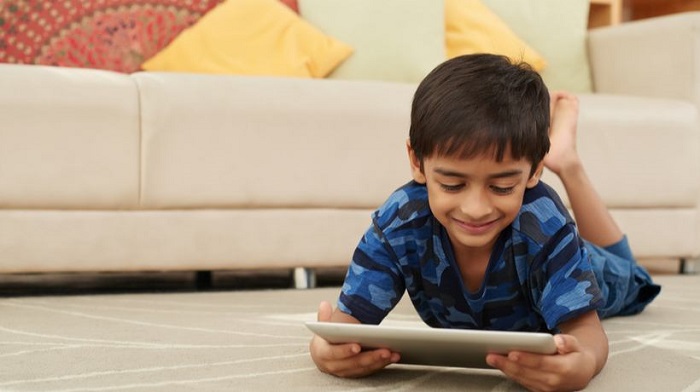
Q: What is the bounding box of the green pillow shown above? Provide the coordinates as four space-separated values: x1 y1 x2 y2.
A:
482 0 593 93
298 0 445 83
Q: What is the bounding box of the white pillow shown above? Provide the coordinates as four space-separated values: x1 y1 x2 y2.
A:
482 0 593 93
298 0 445 83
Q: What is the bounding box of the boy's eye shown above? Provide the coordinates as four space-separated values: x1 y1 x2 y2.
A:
439 183 464 192
490 185 515 195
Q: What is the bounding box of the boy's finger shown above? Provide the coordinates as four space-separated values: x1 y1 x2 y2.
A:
324 342 361 360
355 350 399 375
489 354 549 391
333 350 399 378
505 351 546 370
311 334 360 361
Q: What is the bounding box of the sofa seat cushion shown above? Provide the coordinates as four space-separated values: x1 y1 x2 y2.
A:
0 209 371 272
0 65 140 209
542 94 699 209
134 72 415 209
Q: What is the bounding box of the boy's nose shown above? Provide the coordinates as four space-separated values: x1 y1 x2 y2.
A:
459 189 494 220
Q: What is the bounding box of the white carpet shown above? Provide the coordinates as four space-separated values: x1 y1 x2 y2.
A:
0 273 699 391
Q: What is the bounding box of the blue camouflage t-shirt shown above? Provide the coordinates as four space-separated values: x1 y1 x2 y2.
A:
338 181 605 332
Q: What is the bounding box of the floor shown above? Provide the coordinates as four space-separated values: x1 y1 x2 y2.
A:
3 273 699 392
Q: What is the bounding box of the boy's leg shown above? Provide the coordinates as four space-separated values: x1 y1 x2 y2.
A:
543 92 623 248
546 93 662 318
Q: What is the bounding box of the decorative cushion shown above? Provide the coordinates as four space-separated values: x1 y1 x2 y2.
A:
279 0 299 12
298 0 445 83
0 0 225 73
141 0 353 78
445 0 546 72
482 0 593 92
0 0 299 73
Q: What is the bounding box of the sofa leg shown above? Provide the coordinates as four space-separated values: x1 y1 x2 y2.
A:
195 270 213 290
292 267 317 289
679 258 698 274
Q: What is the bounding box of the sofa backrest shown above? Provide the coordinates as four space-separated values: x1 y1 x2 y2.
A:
0 65 418 211
135 73 416 210
0 64 140 209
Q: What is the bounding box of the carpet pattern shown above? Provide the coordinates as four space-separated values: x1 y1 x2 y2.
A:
1 273 699 391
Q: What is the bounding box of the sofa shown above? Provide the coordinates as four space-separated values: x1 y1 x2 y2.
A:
1 12 699 288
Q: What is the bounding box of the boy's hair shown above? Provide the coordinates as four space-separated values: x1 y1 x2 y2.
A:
409 54 550 176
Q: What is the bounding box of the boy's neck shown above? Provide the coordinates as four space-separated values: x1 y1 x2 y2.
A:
448 235 496 293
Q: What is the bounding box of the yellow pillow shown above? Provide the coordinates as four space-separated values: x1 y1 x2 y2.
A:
445 0 547 72
141 0 353 78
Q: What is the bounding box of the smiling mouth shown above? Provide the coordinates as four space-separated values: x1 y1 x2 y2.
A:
453 218 499 234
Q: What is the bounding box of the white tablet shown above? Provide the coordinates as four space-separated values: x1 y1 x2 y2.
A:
306 321 557 369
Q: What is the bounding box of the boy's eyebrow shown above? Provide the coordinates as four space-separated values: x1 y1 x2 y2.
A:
433 167 523 179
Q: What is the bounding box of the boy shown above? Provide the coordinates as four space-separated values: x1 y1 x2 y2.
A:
309 54 660 391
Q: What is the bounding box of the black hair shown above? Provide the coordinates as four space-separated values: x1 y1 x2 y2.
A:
409 54 550 176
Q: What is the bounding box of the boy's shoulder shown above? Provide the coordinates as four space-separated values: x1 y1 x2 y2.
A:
514 181 575 241
372 181 432 232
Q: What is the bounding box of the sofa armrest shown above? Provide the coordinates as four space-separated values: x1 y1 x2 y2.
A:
588 12 700 107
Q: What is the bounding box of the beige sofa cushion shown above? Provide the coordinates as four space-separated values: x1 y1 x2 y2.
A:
137 72 699 212
543 94 699 208
588 12 700 107
0 208 693 272
0 65 140 209
134 72 415 209
0 209 371 272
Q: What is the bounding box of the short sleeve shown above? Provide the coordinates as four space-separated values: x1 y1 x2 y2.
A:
531 224 604 330
337 221 405 325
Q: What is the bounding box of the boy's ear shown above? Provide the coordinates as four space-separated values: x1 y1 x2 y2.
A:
406 139 427 184
526 161 546 188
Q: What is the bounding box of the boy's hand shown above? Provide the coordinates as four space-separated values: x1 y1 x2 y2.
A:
309 301 400 378
486 334 597 392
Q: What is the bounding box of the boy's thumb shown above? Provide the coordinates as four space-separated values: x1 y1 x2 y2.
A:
317 301 333 322
554 334 580 355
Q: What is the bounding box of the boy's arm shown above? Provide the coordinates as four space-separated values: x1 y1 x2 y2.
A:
309 301 400 378
558 310 608 377
486 310 608 392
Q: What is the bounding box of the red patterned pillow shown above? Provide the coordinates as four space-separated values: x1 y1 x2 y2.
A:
280 0 299 12
0 0 298 73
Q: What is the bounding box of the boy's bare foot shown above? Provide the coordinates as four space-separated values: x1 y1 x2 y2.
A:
543 91 582 177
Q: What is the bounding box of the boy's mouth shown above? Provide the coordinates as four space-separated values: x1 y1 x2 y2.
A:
452 217 499 235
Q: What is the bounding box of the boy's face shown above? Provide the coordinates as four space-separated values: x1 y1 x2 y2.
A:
408 142 543 257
